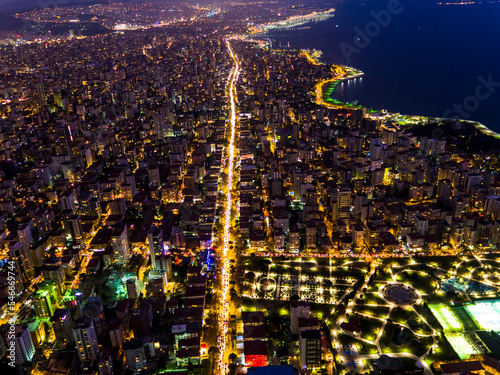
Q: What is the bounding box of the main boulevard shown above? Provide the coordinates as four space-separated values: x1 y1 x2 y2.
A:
216 40 240 375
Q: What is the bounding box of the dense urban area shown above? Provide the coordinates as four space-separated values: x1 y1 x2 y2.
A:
0 1 500 375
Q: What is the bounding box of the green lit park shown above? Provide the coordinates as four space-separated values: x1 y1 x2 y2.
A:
240 254 500 373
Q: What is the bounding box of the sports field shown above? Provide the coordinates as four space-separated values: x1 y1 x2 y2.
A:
465 300 500 331
444 332 479 359
430 301 500 359
428 304 462 331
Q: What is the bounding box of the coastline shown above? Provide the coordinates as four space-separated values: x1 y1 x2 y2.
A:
302 49 365 110
246 8 500 141
311 53 500 140
314 69 365 110
248 8 335 36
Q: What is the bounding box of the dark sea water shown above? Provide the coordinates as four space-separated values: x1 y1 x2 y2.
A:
270 0 500 134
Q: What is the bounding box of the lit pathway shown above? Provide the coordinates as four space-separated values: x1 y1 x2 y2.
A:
375 306 394 353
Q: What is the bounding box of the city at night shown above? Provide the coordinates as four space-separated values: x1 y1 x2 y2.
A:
0 0 499 374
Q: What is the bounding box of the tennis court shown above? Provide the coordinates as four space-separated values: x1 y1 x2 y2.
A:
444 332 479 359
428 304 462 331
465 300 500 331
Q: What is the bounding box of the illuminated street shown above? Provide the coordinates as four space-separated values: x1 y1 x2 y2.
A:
216 39 240 375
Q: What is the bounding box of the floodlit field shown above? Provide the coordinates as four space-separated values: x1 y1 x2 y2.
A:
465 300 500 331
429 304 462 331
444 332 479 359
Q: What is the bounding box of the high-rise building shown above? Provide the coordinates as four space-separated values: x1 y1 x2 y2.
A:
62 290 83 321
354 193 368 215
337 185 352 220
89 198 102 216
170 226 185 249
165 121 174 137
111 225 130 265
431 139 446 158
270 178 283 197
98 348 114 375
50 308 73 349
82 297 105 336
153 114 165 139
123 338 147 374
415 214 429 236
291 301 310 334
289 225 301 253
142 201 155 223
451 197 465 218
305 222 316 249
36 83 46 107
157 254 173 279
299 329 322 370
109 198 127 216
59 191 75 211
148 166 161 188
126 277 140 299
450 224 464 248
352 224 365 249
305 188 318 205
364 223 381 250
437 179 452 201
293 170 307 202
33 280 61 317
8 241 35 290
41 262 66 295
274 228 285 251
109 320 124 348
33 289 56 318
465 173 482 194
17 224 33 246
148 226 164 270
83 146 93 167
130 308 151 337
147 270 168 296
73 317 99 362
67 215 83 245
477 218 493 241
55 125 72 155
5 325 35 364
464 226 478 247
27 319 45 347
124 174 137 199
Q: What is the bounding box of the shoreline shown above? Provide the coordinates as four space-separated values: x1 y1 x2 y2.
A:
314 67 365 110
246 10 500 141
311 53 500 140
248 8 335 36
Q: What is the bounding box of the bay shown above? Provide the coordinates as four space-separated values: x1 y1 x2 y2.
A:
269 0 500 133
